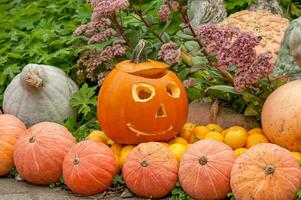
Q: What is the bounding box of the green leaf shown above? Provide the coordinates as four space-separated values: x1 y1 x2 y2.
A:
244 104 258 116
191 56 209 66
70 83 97 116
112 174 125 186
184 41 199 52
187 87 202 101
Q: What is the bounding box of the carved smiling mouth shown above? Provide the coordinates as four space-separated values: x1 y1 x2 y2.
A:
127 123 173 136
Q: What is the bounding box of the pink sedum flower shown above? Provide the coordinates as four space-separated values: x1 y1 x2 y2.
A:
158 4 170 23
158 42 181 64
88 28 117 44
196 24 275 91
183 78 196 88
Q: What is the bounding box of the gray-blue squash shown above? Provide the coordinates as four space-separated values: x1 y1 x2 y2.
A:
3 64 78 126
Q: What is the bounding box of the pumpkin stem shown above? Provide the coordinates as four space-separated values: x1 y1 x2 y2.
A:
265 164 276 175
24 70 43 88
29 136 36 143
131 39 150 63
73 157 80 165
140 160 148 167
199 156 208 166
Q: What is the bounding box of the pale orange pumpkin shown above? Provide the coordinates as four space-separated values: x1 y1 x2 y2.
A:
123 142 178 198
63 140 116 196
179 140 236 200
98 59 188 144
231 143 301 200
0 114 26 176
262 80 301 151
14 122 76 185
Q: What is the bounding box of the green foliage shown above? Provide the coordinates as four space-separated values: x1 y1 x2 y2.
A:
0 0 92 106
112 174 125 186
171 182 193 200
224 0 258 14
297 189 301 200
227 192 235 200
70 83 98 117
5 168 18 178
279 0 301 19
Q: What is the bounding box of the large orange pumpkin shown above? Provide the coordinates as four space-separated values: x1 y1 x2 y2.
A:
0 134 17 176
231 143 301 200
63 140 116 196
14 122 76 185
123 142 178 198
97 56 188 144
262 80 301 151
179 139 236 200
0 114 26 176
0 114 26 137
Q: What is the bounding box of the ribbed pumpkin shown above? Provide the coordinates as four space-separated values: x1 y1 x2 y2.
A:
262 80 301 151
0 114 26 138
0 114 26 176
123 142 178 198
231 143 301 200
179 140 236 200
220 10 289 63
63 140 116 196
14 122 76 185
3 64 78 126
98 41 188 144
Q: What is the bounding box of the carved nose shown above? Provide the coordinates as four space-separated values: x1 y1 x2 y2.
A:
156 104 167 118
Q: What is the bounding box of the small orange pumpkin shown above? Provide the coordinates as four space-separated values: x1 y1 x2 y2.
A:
0 114 26 176
231 143 301 200
63 140 116 196
97 41 188 144
14 122 76 185
123 142 178 198
179 140 236 200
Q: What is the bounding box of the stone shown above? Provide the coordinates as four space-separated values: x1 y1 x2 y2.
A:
188 0 227 27
249 0 283 15
188 100 260 129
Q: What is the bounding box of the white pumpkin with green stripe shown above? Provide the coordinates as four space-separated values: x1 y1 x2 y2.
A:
3 64 78 126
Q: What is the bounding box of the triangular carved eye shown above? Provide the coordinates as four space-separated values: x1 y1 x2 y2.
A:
166 81 180 98
132 83 155 102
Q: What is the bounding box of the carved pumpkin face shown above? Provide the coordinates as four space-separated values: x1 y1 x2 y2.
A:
97 60 188 144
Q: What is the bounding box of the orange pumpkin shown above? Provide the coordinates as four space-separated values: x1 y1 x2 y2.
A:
123 142 178 198
179 140 236 200
63 140 116 196
0 134 18 176
231 143 301 200
14 122 76 185
0 114 26 138
98 46 188 144
0 114 26 176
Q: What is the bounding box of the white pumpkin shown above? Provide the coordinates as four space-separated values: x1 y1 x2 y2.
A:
289 17 301 68
3 64 78 126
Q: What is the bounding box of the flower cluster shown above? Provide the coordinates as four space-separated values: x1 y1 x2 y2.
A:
77 41 126 82
158 1 179 23
158 42 181 64
74 0 129 84
196 24 275 91
183 78 196 88
91 0 129 18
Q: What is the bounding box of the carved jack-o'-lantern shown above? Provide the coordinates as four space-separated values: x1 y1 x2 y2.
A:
97 44 188 144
